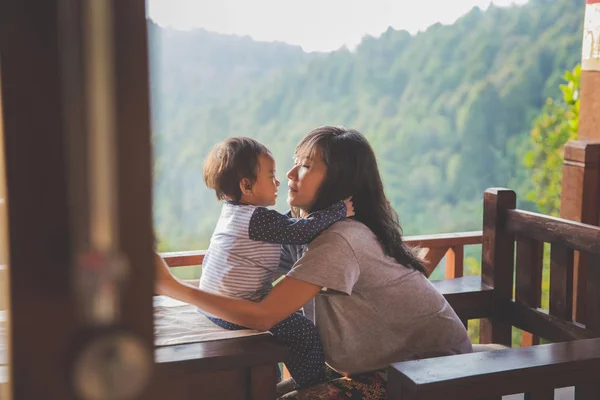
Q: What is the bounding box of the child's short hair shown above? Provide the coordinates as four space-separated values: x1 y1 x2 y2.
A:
203 137 271 201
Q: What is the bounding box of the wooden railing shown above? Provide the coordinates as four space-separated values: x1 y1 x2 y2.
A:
161 230 483 279
405 231 482 278
386 189 600 399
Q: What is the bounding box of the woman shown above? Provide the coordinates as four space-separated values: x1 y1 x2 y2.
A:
155 126 472 399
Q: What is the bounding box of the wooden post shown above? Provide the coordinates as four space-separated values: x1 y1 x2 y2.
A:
561 143 600 325
0 2 78 398
579 0 600 142
560 0 600 324
0 51 10 400
0 1 155 399
480 189 516 346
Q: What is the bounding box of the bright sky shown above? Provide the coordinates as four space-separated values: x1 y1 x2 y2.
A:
147 0 529 52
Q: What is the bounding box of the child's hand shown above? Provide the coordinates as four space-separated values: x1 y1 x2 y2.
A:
344 198 355 218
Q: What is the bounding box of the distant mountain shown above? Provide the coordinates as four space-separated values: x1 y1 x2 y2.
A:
148 0 585 251
148 20 314 132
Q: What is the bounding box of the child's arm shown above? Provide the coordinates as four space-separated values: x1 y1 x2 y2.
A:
248 200 351 244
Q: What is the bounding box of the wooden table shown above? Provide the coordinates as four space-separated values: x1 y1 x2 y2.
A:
155 335 288 400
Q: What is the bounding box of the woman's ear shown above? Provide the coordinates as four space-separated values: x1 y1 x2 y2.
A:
239 178 253 196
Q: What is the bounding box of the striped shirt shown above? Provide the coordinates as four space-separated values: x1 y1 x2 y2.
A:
199 201 347 302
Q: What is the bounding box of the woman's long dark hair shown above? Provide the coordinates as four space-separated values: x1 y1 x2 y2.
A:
296 126 428 276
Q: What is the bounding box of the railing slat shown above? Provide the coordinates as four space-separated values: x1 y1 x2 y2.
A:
516 237 544 346
419 246 448 276
586 252 600 334
497 300 597 343
549 243 574 322
445 246 464 279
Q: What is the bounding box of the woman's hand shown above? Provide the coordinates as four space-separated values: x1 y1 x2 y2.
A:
344 197 355 218
154 252 179 296
152 253 322 331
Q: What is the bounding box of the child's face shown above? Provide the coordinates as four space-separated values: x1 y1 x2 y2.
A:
242 154 280 206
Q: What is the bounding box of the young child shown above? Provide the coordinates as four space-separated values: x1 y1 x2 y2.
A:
200 136 352 389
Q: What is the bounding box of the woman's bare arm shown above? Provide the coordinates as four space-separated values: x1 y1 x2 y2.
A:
155 254 321 331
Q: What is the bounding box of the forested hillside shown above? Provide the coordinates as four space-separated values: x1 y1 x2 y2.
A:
149 0 585 251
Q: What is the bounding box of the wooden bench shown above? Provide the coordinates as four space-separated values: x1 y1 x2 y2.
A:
388 338 600 400
388 188 600 399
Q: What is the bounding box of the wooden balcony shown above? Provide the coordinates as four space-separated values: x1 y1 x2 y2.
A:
156 189 600 399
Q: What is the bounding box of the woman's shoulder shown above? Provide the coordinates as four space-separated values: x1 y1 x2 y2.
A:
318 219 377 246
329 218 372 233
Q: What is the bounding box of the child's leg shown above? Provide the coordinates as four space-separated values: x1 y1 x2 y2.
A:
207 316 246 331
268 312 327 389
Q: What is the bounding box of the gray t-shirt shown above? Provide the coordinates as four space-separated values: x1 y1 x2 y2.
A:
282 219 472 375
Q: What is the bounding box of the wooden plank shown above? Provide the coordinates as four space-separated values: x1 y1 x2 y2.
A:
524 389 555 400
0 2 77 399
385 377 405 400
2 2 155 399
515 238 543 309
573 251 588 325
0 266 6 311
404 231 483 248
419 246 448 275
575 383 600 400
586 252 600 334
249 364 277 400
549 244 574 321
445 246 464 279
497 300 598 343
560 141 600 324
161 232 484 269
521 330 538 348
0 69 8 316
506 209 600 255
480 189 516 346
388 338 600 399
515 237 544 346
432 276 494 320
577 71 600 143
442 290 494 321
161 250 206 267
155 336 286 400
432 276 492 295
153 367 246 400
113 0 156 352
155 335 288 372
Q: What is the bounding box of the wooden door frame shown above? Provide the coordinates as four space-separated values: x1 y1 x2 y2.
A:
0 1 155 399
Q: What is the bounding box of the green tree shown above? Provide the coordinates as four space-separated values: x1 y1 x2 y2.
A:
524 64 580 216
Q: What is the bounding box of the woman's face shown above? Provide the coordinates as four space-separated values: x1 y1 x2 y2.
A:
286 148 327 212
